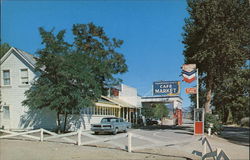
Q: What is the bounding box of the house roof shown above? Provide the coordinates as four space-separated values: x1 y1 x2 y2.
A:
0 47 36 69
15 48 36 66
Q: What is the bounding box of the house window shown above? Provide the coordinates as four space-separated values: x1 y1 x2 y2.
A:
21 69 29 84
3 70 10 85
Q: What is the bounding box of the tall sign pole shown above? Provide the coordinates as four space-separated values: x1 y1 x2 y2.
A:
196 68 199 109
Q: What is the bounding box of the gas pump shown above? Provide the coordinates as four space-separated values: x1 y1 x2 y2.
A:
173 109 183 126
194 108 204 135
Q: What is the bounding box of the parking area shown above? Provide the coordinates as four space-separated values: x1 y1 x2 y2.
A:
0 124 249 160
0 126 200 160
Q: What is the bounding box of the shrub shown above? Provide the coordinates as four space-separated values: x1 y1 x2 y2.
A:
240 117 249 127
205 113 223 135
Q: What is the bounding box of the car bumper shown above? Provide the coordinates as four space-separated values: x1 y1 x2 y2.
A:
91 128 114 133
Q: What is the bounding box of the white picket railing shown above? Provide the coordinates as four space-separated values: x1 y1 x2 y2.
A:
1 128 230 157
0 128 172 153
202 136 230 160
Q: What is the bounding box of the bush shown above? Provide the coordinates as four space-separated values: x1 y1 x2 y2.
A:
205 113 223 135
240 117 249 127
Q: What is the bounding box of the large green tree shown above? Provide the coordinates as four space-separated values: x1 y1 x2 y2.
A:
213 65 250 124
23 23 128 132
183 0 250 113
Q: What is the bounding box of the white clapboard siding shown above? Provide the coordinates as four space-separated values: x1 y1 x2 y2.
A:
0 49 58 130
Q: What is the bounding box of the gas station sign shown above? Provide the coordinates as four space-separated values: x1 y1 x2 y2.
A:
153 81 180 96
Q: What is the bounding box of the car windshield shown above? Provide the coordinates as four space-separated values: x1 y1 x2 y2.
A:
101 118 118 123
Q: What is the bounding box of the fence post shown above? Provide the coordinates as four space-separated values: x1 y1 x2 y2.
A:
216 148 222 160
202 137 207 158
40 128 44 142
208 128 211 136
77 129 81 146
128 132 132 152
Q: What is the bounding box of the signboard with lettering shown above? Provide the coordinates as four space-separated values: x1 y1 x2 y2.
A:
185 88 197 94
153 81 180 96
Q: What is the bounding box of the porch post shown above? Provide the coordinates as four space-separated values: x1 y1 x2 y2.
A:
123 107 125 119
126 107 129 122
135 109 138 124
118 107 121 117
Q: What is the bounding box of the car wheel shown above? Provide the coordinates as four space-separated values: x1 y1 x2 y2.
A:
112 128 118 135
94 132 99 135
124 128 128 133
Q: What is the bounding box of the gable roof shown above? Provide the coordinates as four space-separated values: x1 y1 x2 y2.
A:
0 47 36 69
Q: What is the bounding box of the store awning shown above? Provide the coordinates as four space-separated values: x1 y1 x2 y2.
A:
95 97 120 108
101 96 137 108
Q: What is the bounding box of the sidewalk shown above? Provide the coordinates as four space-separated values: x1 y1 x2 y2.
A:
169 125 250 160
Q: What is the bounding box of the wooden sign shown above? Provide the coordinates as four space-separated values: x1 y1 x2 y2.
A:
185 88 197 94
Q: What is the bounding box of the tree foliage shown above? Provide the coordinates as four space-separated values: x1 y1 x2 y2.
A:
213 66 250 124
153 104 169 119
0 43 11 59
142 103 169 119
183 0 250 118
23 23 128 132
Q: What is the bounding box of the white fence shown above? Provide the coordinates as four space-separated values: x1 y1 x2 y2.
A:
0 128 168 153
0 128 230 158
201 136 229 160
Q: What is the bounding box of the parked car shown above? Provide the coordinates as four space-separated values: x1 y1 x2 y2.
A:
91 117 131 135
146 118 160 126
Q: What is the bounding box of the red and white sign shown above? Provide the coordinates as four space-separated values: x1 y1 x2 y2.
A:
182 64 197 83
185 88 197 94
183 77 196 83
182 64 196 72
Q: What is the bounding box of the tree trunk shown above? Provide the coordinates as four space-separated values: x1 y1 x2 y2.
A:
57 112 61 134
222 106 229 124
63 112 68 133
204 81 212 113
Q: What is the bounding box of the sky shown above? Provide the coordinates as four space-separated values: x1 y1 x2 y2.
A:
1 0 196 109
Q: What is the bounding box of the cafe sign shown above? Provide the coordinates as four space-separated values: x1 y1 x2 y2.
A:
153 81 180 96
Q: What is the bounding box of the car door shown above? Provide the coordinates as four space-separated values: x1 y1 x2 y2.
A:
119 118 125 130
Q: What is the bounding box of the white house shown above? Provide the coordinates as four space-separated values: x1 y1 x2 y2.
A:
0 47 142 130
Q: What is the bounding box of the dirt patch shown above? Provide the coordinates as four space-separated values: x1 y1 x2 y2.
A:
0 139 195 160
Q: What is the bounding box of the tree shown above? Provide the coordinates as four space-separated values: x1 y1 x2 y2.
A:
212 65 250 124
142 103 169 119
0 43 11 58
182 0 250 113
153 104 169 119
141 104 155 119
23 23 128 132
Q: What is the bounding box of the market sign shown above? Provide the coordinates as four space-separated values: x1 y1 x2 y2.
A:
185 88 197 94
153 81 180 96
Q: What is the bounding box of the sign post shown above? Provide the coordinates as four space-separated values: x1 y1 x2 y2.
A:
196 68 199 109
194 68 204 135
182 64 204 135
